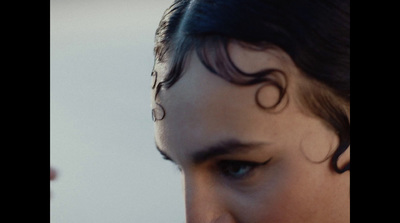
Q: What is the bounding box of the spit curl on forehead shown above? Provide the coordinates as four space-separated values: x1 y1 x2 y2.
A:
151 61 169 122
150 39 291 123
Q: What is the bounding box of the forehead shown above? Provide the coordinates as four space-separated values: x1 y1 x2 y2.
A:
152 44 298 159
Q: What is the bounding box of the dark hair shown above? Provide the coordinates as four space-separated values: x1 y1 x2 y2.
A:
152 0 350 173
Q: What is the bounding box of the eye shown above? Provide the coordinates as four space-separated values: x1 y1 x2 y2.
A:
218 159 271 179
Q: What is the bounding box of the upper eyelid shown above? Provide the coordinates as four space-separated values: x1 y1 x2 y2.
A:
218 158 272 167
219 160 261 165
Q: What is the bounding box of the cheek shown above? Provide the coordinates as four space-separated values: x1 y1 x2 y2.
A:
223 164 294 222
259 177 321 222
228 160 338 223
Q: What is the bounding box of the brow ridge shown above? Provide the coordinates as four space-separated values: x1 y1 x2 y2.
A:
192 139 267 164
156 139 269 165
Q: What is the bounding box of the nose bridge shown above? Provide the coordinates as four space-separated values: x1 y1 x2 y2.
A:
184 174 235 223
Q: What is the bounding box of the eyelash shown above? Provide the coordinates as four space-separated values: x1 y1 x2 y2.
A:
161 153 271 180
217 159 271 180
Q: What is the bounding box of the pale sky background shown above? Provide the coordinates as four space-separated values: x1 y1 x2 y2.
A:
50 0 185 222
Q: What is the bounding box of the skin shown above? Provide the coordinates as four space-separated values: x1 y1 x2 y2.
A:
153 42 350 223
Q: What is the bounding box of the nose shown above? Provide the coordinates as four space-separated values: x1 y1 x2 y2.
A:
184 175 236 223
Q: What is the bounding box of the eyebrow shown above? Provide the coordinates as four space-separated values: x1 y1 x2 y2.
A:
156 144 173 162
155 139 269 165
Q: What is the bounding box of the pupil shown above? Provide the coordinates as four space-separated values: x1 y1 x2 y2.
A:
231 164 245 174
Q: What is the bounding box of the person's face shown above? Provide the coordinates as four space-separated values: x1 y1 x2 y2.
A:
153 42 350 223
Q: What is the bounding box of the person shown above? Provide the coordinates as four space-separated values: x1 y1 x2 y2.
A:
151 0 350 222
